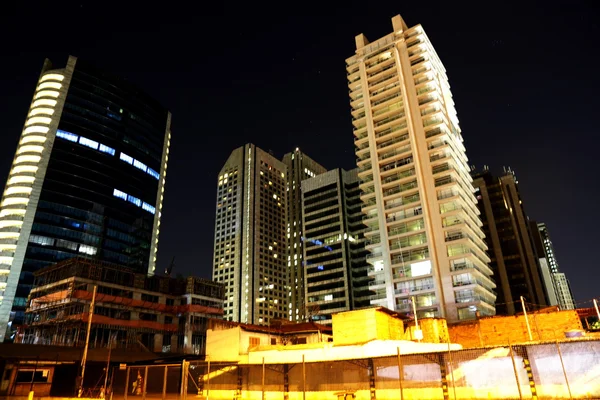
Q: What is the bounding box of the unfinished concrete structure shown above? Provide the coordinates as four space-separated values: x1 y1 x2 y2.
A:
19 258 225 354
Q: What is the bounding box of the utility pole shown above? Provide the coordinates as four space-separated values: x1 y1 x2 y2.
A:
79 285 97 397
411 296 421 342
520 296 533 341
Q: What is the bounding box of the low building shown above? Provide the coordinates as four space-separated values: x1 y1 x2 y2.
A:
206 307 460 364
19 258 225 355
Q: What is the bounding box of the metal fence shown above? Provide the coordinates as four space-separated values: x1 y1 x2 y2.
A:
109 339 600 400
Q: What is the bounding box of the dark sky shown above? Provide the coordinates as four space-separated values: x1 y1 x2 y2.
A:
1 1 598 307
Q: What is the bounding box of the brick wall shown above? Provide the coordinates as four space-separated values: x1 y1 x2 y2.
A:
448 309 583 348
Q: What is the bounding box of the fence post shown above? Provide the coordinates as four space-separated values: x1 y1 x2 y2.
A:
396 347 404 400
142 366 148 400
262 357 266 400
302 354 306 400
555 341 573 400
447 339 457 400
180 360 187 400
206 358 211 400
508 342 523 400
162 366 167 400
124 366 130 400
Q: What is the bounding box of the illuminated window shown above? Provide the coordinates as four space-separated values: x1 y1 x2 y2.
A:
147 168 159 179
37 82 62 91
26 116 52 126
133 159 147 172
40 74 64 82
56 130 78 142
127 195 141 207
79 244 97 255
113 188 127 201
79 137 99 150
7 176 34 185
120 152 133 164
20 135 46 144
15 155 41 164
32 99 57 108
142 202 156 214
24 126 49 135
34 90 60 99
99 144 115 155
17 145 43 154
29 108 55 116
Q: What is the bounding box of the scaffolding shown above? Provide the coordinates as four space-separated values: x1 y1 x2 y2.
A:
19 258 225 353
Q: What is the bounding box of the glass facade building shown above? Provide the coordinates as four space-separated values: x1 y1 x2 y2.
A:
0 56 171 341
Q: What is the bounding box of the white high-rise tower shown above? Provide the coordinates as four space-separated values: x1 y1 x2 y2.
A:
347 15 495 321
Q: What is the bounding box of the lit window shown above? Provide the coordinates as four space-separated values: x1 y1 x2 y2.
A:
15 155 41 164
56 130 78 142
79 244 97 255
40 74 65 82
127 195 141 207
120 152 133 164
113 188 127 201
26 116 52 126
32 99 57 108
142 202 156 214
34 90 60 99
79 137 99 150
29 107 55 116
133 159 147 172
20 135 46 144
24 126 50 135
147 168 159 179
99 144 115 156
37 82 62 91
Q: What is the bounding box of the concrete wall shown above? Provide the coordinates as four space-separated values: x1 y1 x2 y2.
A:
333 308 404 345
448 309 583 347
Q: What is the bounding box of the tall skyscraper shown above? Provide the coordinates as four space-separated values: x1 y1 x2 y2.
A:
471 167 547 315
0 56 171 341
531 222 575 310
212 144 287 325
347 15 494 321
282 148 327 322
301 168 371 324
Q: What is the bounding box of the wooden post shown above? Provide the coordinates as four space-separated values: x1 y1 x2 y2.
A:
162 366 167 400
262 357 266 400
397 347 404 400
555 341 573 400
508 342 523 400
302 354 306 400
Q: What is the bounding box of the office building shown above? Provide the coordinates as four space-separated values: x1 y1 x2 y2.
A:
0 56 171 341
282 148 327 322
20 257 224 355
301 168 371 324
471 167 547 315
212 144 287 325
346 15 494 321
531 222 575 310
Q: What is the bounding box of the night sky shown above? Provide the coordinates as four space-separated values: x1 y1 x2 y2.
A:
1 1 598 307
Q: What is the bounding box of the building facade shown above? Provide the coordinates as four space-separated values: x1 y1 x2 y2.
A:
20 258 224 355
471 168 547 315
212 144 287 325
347 15 494 321
301 168 371 324
531 222 575 310
282 148 327 322
0 56 170 341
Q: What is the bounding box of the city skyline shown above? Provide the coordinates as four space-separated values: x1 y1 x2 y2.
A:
1 2 598 305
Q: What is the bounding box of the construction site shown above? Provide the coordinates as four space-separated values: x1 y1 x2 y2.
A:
16 257 225 354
